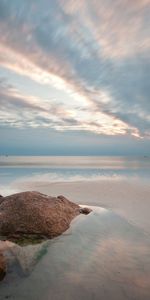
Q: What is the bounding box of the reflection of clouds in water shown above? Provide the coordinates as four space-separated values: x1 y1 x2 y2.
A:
13 172 123 185
65 238 150 283
0 157 149 196
62 211 150 296
95 239 150 288
134 276 150 289
0 172 125 196
1 207 150 299
1 171 145 197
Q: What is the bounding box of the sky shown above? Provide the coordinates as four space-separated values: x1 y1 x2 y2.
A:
0 0 150 155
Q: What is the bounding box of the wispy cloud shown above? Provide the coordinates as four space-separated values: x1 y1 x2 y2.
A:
0 78 136 135
0 0 150 138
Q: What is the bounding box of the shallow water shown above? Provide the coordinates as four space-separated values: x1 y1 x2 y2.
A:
1 207 150 300
0 156 150 299
0 156 150 196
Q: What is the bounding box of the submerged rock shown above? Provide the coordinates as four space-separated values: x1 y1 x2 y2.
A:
0 252 6 281
0 191 87 239
0 240 49 276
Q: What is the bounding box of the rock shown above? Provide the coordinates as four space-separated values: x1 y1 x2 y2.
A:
80 207 92 215
0 252 6 281
0 191 81 239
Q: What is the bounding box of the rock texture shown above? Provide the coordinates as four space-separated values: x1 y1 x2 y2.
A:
0 191 82 238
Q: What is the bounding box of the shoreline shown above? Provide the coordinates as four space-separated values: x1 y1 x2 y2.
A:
4 177 149 235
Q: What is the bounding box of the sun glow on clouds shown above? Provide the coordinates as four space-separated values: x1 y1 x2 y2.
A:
0 0 150 139
0 74 135 135
0 44 69 91
0 44 133 136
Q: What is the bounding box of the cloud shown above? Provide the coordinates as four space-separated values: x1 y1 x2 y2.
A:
0 78 137 135
0 0 150 137
0 79 73 128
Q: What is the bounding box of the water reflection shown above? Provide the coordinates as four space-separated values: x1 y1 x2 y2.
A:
0 156 150 197
0 156 150 169
0 207 150 300
0 166 150 197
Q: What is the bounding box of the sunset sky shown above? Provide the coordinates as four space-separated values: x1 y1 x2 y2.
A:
0 0 150 155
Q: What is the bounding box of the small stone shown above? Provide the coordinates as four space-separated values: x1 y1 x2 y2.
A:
80 207 92 215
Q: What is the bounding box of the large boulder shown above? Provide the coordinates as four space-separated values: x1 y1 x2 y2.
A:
0 191 81 238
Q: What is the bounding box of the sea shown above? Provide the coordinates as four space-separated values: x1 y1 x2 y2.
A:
0 156 150 300
0 155 150 196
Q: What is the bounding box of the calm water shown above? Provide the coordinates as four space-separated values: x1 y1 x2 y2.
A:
0 156 150 300
0 156 150 195
1 207 150 300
